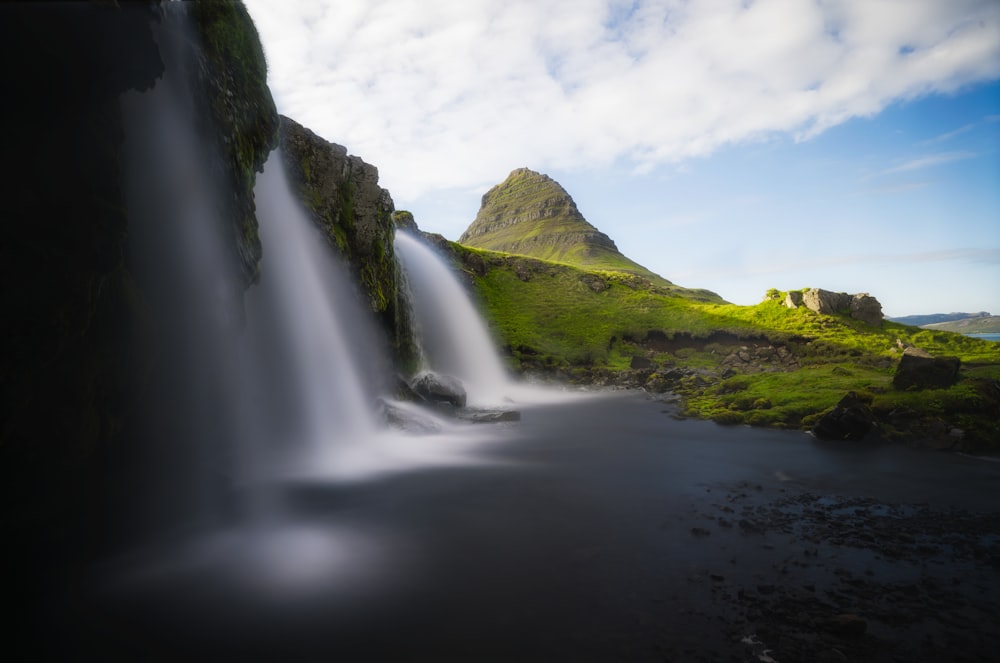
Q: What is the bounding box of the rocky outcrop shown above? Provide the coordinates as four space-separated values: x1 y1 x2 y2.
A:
279 116 417 368
893 348 961 390
812 392 876 441
788 289 883 326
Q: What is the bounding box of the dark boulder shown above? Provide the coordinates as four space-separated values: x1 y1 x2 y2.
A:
893 349 961 390
812 392 876 441
410 372 467 408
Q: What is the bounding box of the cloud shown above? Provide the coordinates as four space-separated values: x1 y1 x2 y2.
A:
877 151 978 176
917 123 975 145
243 0 1000 201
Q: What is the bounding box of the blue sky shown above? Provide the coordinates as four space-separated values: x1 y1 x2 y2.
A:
244 0 999 316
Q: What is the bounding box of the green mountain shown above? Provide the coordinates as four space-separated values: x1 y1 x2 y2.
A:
888 312 990 327
923 315 1000 334
458 168 718 299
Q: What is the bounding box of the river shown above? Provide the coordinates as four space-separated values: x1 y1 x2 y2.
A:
46 391 1000 661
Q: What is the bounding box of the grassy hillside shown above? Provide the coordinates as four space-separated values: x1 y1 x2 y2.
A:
441 240 1000 449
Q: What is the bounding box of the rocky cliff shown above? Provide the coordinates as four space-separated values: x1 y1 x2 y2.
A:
459 168 688 291
279 116 417 367
1 0 278 609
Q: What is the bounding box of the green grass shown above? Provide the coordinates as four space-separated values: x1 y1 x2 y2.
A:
446 242 1000 446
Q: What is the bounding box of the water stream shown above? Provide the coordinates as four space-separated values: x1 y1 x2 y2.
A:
394 231 512 406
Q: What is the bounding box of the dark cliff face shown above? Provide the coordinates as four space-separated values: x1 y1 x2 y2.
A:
0 0 278 596
278 115 418 369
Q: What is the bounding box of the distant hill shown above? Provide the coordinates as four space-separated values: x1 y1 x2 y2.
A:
922 316 1000 334
458 168 714 296
888 312 990 327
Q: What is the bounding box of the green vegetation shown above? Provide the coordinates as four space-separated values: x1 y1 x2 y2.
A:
443 241 1000 448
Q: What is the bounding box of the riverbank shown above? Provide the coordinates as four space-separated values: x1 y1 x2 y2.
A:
39 391 1000 661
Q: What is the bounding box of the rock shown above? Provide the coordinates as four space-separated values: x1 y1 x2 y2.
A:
892 349 961 390
630 355 653 369
376 399 441 434
816 648 849 662
850 293 883 326
455 409 521 424
410 372 467 408
803 288 851 315
812 391 875 440
785 290 804 308
800 288 884 326
824 613 867 636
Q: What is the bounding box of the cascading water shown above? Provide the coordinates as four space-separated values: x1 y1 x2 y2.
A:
240 151 380 479
394 232 513 406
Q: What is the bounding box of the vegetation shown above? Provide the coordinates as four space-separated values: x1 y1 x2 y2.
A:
922 315 1000 334
441 241 1000 449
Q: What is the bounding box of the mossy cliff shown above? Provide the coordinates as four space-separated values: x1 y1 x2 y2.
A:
0 0 278 612
279 116 418 367
459 168 719 300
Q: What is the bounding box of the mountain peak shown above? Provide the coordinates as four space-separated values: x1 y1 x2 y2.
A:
459 168 667 283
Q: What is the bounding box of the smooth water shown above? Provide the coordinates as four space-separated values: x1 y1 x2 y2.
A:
394 231 512 406
242 152 380 479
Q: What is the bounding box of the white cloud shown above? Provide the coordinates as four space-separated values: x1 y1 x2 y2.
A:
243 0 1000 202
877 151 978 176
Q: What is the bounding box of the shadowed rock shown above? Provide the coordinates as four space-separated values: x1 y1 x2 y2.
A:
812 392 875 441
893 349 961 390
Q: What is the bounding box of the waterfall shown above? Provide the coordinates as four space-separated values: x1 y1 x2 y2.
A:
239 152 382 480
394 232 512 406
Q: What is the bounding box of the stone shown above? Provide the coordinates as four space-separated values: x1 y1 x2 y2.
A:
824 613 867 636
802 288 851 315
850 292 883 326
784 290 804 308
892 349 961 390
410 372 468 408
812 392 875 440
630 355 653 369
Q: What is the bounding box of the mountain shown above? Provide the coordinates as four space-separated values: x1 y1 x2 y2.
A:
459 167 702 294
922 315 1000 334
887 312 990 327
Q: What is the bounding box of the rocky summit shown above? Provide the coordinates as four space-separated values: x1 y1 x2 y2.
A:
459 168 672 285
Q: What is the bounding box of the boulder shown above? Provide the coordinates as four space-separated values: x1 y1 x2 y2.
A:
802 288 851 315
812 392 876 441
893 349 961 390
784 290 804 308
410 372 467 407
850 293 883 326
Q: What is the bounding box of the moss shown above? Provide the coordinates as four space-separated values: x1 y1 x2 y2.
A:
189 0 279 287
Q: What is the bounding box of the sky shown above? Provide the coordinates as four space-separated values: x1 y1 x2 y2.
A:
242 0 1000 317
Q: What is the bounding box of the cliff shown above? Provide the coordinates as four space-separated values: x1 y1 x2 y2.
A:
0 0 278 609
278 116 418 368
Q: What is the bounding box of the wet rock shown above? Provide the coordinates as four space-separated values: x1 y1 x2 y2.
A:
892 349 960 390
410 371 467 407
824 613 867 636
455 409 521 424
630 355 653 369
376 399 441 434
812 391 875 441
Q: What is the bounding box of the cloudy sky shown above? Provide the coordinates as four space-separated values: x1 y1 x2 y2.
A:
243 0 1000 316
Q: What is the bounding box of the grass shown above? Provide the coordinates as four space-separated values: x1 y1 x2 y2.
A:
444 241 1000 447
